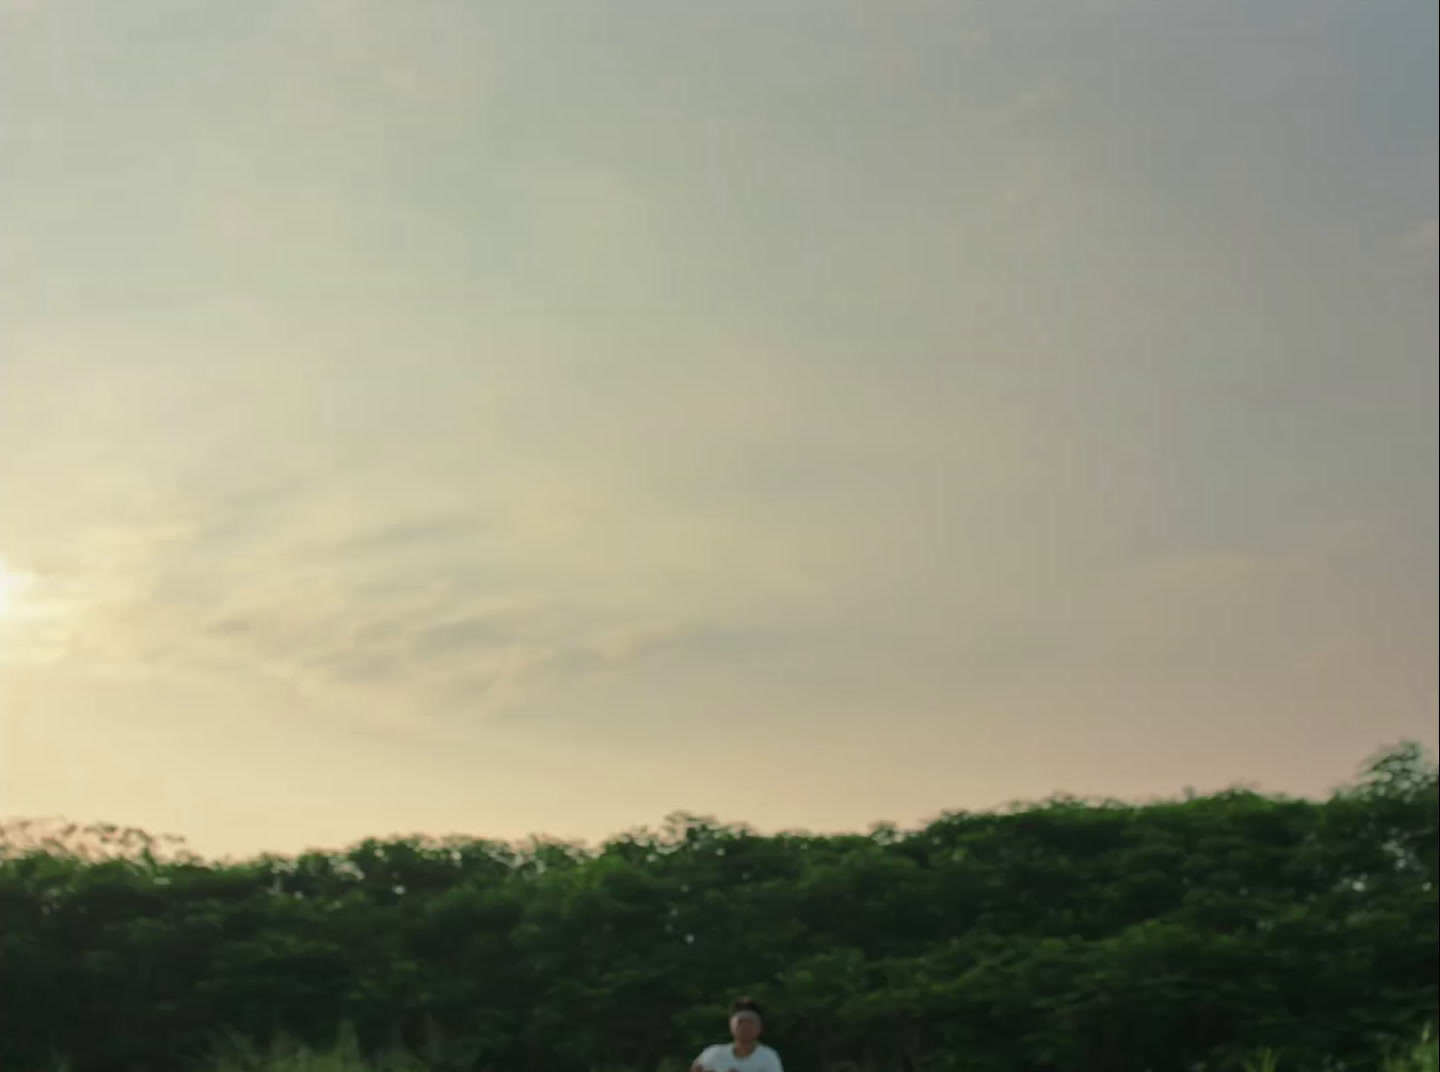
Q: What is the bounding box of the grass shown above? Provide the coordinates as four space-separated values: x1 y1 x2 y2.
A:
192 1026 427 1072
35 1024 1440 1072
1237 1026 1439 1072
1382 1025 1440 1072
202 1024 1440 1072
1241 1049 1281 1072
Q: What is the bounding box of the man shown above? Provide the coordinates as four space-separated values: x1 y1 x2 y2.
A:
691 997 784 1072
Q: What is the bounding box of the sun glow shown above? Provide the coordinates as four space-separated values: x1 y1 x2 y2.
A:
0 560 35 618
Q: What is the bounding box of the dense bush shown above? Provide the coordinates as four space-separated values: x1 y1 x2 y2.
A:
3 744 1435 1072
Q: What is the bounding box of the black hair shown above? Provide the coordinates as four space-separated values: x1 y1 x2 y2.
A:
730 996 764 1019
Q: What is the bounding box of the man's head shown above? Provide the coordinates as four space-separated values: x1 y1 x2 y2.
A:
729 997 764 1044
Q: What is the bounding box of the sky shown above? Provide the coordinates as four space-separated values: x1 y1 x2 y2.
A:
1 0 1436 861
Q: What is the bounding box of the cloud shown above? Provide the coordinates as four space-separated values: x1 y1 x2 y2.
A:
309 515 483 561
585 623 782 666
0 481 789 735
409 615 527 661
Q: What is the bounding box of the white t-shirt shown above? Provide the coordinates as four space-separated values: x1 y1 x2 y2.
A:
694 1042 784 1072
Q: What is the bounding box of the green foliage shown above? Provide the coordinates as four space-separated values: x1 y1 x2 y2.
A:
1381 1025 1440 1072
1240 1050 1281 1072
1235 1025 1438 1072
199 1024 426 1072
2 743 1435 1072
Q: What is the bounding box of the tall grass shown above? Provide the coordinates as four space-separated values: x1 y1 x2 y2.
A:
38 1023 1440 1072
1382 1025 1439 1072
200 1022 1440 1072
1237 1026 1439 1072
195 1025 425 1072
1241 1049 1281 1072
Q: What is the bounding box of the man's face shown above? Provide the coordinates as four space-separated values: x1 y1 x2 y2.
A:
730 1012 762 1044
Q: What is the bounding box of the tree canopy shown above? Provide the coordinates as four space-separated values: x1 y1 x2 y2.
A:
2 743 1435 1072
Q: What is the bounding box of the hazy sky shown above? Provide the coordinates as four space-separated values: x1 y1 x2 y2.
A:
2 0 1435 860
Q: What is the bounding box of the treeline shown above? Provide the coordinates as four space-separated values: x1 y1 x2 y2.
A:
1 744 1435 1072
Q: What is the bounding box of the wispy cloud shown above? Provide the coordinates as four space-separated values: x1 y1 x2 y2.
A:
0 485 791 737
